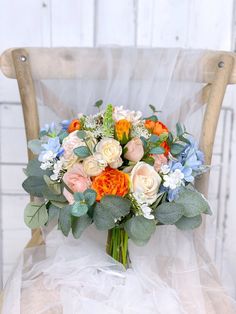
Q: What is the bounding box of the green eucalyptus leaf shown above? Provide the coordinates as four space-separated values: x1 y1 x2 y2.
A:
142 156 155 166
51 200 68 208
43 190 67 203
47 203 60 223
93 203 115 230
59 205 72 236
170 143 185 155
73 146 91 158
24 202 48 229
77 130 87 139
144 115 158 122
43 175 61 195
28 139 42 154
58 131 68 142
124 216 156 245
150 146 165 154
149 134 160 143
176 123 185 137
74 192 85 202
175 187 212 217
100 195 131 218
159 133 169 142
175 215 202 230
154 202 184 225
25 159 51 177
94 99 103 109
22 176 47 197
72 214 92 239
71 202 88 217
84 189 97 206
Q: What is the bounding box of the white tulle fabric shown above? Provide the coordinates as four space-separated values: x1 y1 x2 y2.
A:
2 47 236 313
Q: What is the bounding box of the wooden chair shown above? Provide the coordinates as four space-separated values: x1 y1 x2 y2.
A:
0 47 236 312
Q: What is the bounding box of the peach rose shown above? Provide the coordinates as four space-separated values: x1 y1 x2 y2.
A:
131 162 161 205
124 137 144 162
63 163 91 204
153 154 168 172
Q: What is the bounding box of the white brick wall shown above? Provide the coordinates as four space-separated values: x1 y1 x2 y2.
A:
0 0 235 288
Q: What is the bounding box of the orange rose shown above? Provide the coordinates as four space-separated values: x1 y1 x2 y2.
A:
153 121 168 136
91 168 130 201
115 119 131 143
145 119 155 131
68 119 81 133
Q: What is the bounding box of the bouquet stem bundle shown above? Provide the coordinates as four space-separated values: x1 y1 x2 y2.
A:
106 228 129 268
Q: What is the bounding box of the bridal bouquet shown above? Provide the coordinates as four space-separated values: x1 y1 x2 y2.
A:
23 102 211 267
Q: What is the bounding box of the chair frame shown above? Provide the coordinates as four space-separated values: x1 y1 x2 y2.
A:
0 48 235 308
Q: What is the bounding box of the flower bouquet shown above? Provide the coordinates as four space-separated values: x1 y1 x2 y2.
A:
23 102 211 268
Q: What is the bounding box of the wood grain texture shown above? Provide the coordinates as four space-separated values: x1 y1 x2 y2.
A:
2 48 236 84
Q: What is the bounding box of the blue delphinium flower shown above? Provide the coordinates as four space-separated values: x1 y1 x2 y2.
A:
38 137 64 162
178 135 204 173
40 122 58 137
61 119 72 131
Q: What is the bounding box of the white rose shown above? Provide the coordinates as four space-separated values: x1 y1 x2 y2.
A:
96 138 122 165
109 157 123 169
131 162 162 205
83 153 107 176
113 106 142 125
62 131 85 160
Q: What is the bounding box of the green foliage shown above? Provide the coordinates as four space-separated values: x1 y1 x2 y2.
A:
28 139 42 154
77 130 87 139
59 205 72 236
73 146 91 158
149 104 157 113
43 175 61 195
72 215 92 239
154 202 184 224
58 131 68 142
170 143 185 155
175 215 202 230
94 99 103 110
84 189 97 207
124 216 156 245
175 187 212 217
24 158 51 177
176 123 186 137
24 202 48 229
103 104 114 137
71 202 88 217
93 195 131 230
149 134 160 143
47 203 60 223
142 156 155 166
22 176 47 197
150 146 165 154
144 115 158 122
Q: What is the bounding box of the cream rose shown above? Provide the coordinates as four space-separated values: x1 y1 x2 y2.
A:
83 153 107 176
131 162 162 205
62 131 85 168
96 138 122 165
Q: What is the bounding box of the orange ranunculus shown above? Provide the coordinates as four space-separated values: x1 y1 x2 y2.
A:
145 119 156 131
115 119 131 142
91 168 130 201
68 119 81 133
161 141 170 157
153 121 168 136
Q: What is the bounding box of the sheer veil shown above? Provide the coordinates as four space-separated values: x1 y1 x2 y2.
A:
2 47 236 314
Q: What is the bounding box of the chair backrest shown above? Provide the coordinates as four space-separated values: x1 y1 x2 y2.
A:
0 47 236 245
